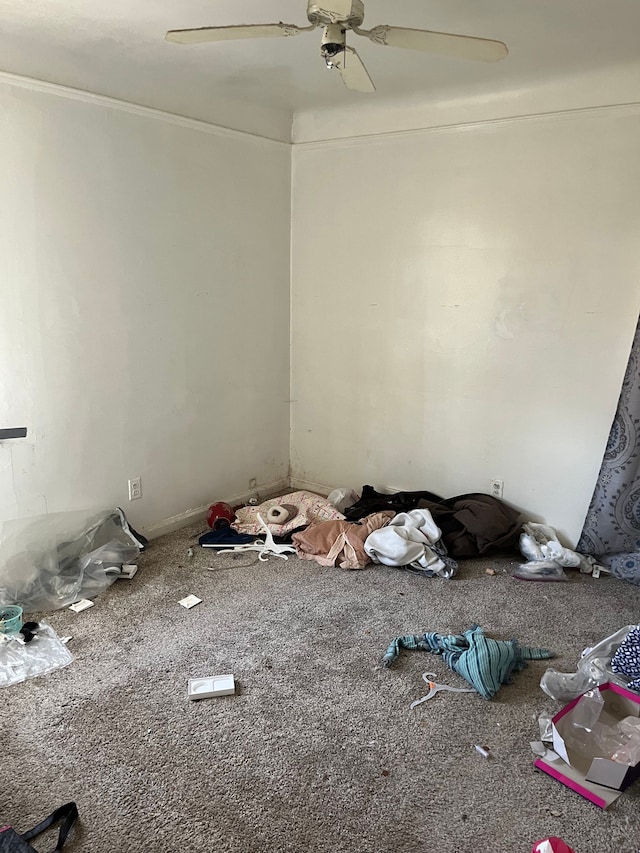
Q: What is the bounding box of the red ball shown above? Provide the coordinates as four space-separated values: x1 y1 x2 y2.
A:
206 501 236 529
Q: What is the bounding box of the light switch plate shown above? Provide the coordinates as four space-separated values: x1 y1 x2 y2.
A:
69 599 94 613
188 674 235 700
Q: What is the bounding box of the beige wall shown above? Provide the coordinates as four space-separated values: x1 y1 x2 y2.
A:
290 107 640 545
0 82 291 533
2 80 638 547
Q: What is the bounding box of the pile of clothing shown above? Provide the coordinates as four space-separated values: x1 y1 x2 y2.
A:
200 486 522 577
293 508 457 577
344 485 521 559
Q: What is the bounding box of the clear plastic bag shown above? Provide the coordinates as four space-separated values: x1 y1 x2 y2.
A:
520 523 559 562
0 508 145 612
610 717 640 764
512 560 568 581
327 488 360 514
571 688 604 731
540 625 633 702
0 622 73 687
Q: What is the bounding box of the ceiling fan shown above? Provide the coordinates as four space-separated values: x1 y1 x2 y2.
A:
165 1 508 94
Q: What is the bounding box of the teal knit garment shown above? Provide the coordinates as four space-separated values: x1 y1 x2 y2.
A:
383 624 554 699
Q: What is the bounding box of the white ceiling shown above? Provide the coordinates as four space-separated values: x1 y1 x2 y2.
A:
1 0 640 142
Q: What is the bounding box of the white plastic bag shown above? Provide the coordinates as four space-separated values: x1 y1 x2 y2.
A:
327 488 359 514
519 522 600 575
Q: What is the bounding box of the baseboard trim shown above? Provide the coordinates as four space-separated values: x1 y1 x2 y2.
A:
143 476 290 540
287 476 332 497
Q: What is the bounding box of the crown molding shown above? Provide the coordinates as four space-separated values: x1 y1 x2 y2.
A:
0 70 291 148
293 101 640 150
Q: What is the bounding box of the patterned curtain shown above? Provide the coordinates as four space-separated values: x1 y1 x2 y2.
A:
578 316 640 584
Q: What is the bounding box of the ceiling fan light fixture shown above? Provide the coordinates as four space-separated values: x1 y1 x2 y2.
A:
165 0 508 92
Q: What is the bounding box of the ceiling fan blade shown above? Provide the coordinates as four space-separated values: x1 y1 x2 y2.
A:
165 23 313 44
332 46 376 93
354 25 508 62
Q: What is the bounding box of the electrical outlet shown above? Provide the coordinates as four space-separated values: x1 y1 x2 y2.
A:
490 479 504 499
128 477 142 501
249 477 257 490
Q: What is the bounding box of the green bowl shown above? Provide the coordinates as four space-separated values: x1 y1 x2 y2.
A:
0 605 23 634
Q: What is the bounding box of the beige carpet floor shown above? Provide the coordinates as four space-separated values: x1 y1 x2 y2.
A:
3 520 640 853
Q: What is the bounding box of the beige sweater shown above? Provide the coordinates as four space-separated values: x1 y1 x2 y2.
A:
292 511 395 570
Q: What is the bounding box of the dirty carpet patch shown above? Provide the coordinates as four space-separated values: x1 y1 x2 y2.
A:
3 521 640 853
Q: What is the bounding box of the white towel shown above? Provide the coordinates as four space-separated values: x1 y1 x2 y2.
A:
364 509 449 577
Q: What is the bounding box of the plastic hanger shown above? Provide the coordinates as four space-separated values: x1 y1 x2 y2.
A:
205 514 296 561
410 671 475 709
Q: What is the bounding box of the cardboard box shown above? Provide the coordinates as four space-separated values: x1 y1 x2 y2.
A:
535 682 640 809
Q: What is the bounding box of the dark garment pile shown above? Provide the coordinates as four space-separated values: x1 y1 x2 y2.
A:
344 485 521 558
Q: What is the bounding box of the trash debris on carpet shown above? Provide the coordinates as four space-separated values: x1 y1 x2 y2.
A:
409 671 474 709
383 624 554 699
68 599 94 613
515 522 604 581
0 621 74 687
0 604 23 634
206 501 236 530
179 594 202 609
540 625 636 702
118 564 138 580
188 673 235 700
534 681 640 809
531 839 576 853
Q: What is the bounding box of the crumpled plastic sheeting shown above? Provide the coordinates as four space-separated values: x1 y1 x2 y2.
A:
0 508 144 612
0 622 73 688
540 625 633 702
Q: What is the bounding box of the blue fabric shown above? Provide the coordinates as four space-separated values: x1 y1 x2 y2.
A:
383 624 554 699
199 527 257 547
578 316 640 585
611 624 640 692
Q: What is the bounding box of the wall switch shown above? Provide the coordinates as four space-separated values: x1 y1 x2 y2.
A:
188 674 235 700
119 564 138 579
128 477 142 501
490 479 504 499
